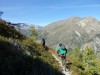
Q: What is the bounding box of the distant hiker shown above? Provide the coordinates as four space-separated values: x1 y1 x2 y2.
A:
41 38 45 48
57 44 67 66
14 42 20 50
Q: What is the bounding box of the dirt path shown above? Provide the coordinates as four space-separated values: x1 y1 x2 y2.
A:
48 49 71 75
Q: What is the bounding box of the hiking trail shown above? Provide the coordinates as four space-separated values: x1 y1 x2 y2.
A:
48 49 71 75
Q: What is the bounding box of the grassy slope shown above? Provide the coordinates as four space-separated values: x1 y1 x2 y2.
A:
0 19 63 75
0 19 25 40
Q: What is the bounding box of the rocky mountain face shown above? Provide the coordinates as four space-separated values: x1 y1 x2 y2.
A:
39 16 100 52
12 23 32 36
11 23 42 36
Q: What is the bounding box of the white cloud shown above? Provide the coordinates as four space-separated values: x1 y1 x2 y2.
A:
69 4 100 8
40 4 100 9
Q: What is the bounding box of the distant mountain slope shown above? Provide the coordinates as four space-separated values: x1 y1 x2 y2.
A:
39 16 100 50
11 23 31 36
0 19 25 40
11 23 42 36
44 16 81 32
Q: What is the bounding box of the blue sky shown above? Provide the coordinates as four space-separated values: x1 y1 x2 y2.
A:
0 0 100 26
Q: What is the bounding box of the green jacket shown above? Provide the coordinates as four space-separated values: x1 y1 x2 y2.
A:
57 46 67 55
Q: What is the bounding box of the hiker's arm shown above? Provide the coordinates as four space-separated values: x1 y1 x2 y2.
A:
56 47 60 54
65 49 67 54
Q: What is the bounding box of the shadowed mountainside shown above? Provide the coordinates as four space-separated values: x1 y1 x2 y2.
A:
0 38 63 75
0 19 63 75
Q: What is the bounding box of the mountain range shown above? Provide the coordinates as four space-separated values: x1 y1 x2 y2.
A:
11 23 42 36
39 16 100 52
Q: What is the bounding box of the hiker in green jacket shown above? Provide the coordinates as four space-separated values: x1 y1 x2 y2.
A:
56 43 62 56
57 44 67 66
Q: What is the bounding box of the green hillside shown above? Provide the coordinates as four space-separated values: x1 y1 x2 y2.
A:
0 19 63 75
0 19 25 40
